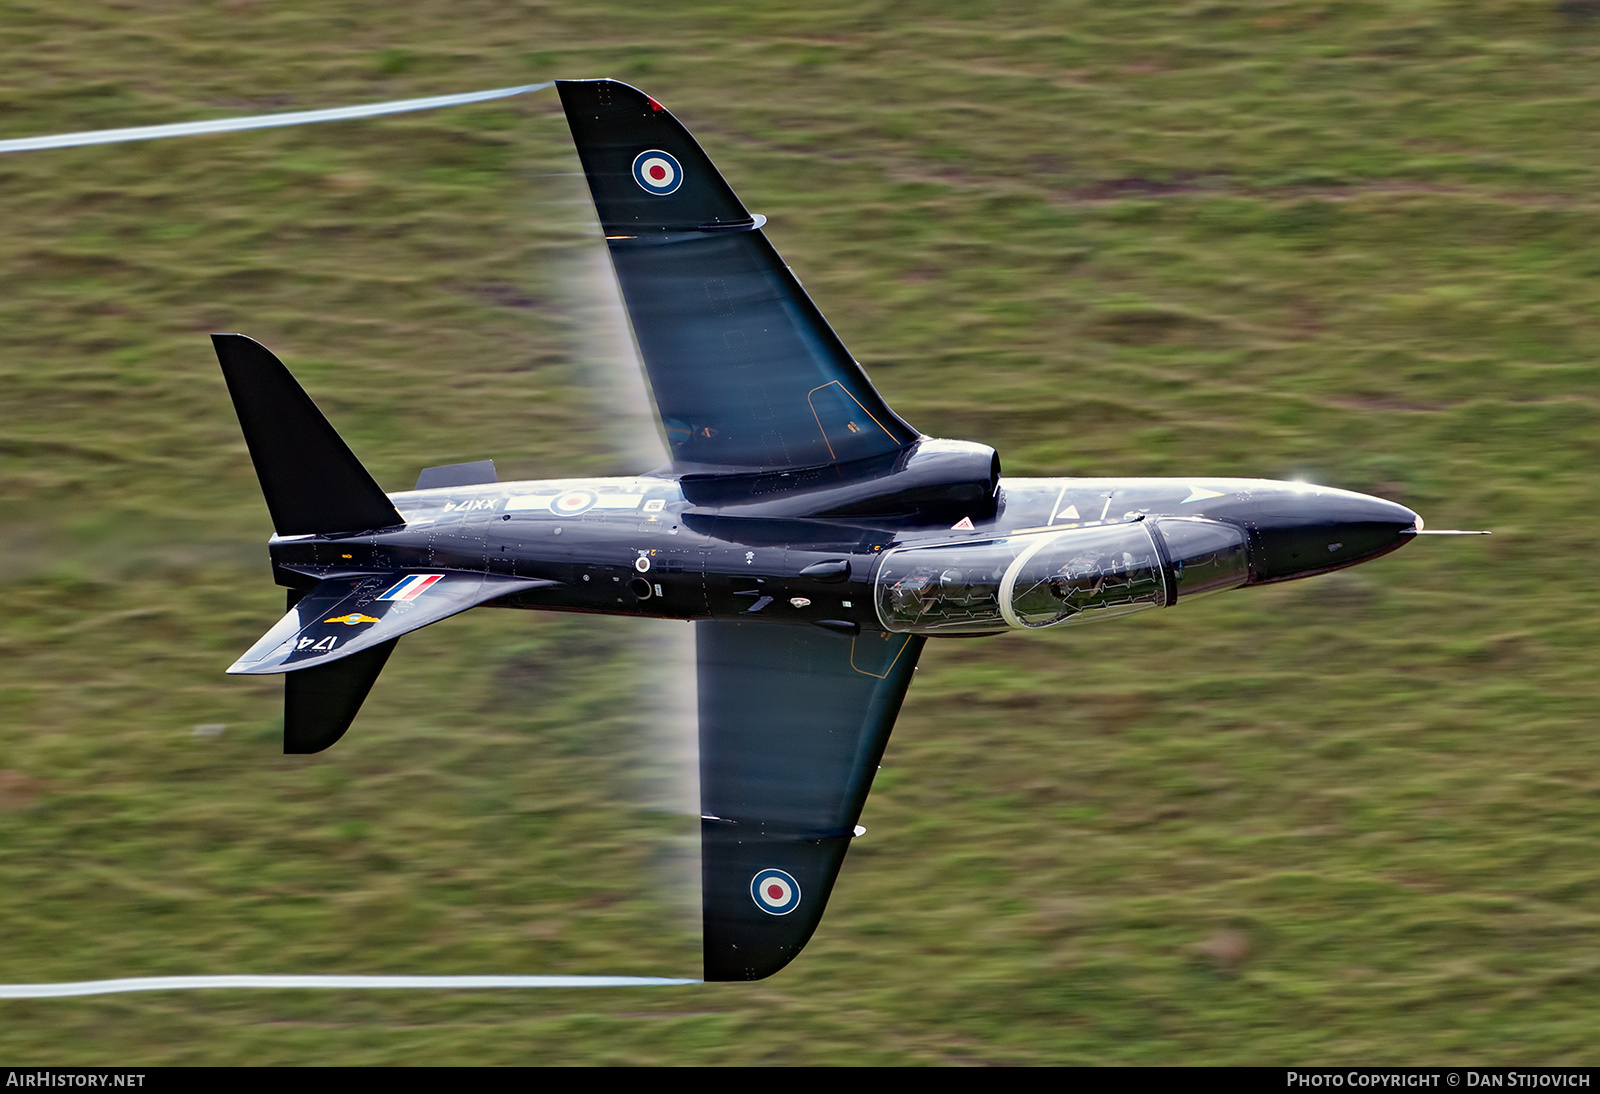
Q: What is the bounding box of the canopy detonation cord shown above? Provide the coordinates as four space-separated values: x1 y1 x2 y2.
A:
0 79 703 998
0 975 698 998
0 82 554 154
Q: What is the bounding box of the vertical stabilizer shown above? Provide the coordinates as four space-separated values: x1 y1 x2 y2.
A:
213 334 402 536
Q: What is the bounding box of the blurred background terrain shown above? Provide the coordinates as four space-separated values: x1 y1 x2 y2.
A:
2 0 1598 1064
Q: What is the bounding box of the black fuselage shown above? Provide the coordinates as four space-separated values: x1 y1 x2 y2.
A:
265 470 1420 635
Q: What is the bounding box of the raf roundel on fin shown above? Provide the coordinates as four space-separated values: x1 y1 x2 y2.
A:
633 150 683 195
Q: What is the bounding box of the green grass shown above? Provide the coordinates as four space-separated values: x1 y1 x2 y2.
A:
3 0 1600 1064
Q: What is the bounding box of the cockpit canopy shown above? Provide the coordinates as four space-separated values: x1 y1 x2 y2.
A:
874 518 1249 635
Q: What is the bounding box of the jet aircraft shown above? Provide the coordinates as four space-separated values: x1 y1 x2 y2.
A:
202 79 1437 982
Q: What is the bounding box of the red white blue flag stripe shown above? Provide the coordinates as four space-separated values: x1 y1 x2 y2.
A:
377 574 445 602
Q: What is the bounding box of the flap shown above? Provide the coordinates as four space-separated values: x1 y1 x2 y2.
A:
228 571 554 675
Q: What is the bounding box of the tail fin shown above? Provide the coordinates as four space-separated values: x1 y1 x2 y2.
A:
213 334 402 536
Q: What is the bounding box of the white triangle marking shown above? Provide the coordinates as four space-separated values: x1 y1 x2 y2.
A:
1182 487 1225 504
1056 504 1079 520
951 516 975 530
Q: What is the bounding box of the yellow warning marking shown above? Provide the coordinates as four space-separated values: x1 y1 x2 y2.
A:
325 614 381 626
1182 486 1226 504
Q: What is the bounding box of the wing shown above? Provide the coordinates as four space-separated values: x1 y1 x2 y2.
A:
557 79 919 473
228 570 554 674
697 621 924 980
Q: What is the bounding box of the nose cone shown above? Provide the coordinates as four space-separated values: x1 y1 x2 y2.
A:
1204 484 1420 585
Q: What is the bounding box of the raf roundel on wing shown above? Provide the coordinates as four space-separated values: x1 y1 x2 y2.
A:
632 149 683 195
751 869 801 916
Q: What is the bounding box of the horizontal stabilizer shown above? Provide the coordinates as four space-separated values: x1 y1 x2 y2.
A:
284 639 397 754
229 571 554 675
213 334 403 536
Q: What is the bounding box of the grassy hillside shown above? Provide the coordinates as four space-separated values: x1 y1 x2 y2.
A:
2 0 1599 1064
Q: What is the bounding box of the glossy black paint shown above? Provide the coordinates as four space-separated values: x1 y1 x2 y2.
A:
1203 487 1419 584
556 79 752 234
227 570 552 673
233 467 1418 980
216 79 1426 984
213 334 401 537
679 438 1000 524
699 622 922 981
254 478 1417 633
283 639 396 755
558 79 917 473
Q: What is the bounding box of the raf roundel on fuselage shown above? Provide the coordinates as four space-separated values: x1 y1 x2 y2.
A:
632 149 683 195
